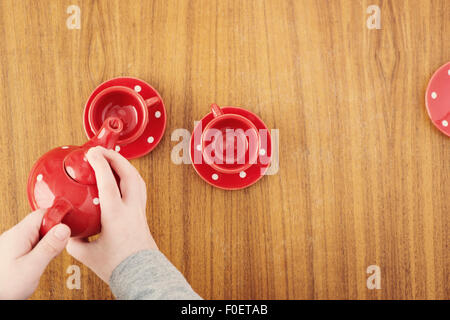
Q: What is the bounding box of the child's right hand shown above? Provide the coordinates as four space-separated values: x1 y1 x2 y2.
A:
66 146 158 282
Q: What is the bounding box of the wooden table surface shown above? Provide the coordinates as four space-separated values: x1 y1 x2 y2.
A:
0 0 448 300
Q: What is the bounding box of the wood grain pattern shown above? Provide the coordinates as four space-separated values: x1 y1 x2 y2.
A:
0 0 448 299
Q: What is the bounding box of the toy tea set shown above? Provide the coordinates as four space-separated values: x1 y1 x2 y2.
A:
27 77 272 238
28 61 448 239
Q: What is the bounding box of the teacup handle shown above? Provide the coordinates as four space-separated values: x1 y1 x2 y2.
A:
211 103 224 117
39 198 73 238
145 97 160 108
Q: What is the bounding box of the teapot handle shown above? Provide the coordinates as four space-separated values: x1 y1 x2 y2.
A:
39 198 73 238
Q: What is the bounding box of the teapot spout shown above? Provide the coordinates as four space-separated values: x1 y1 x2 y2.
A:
84 117 124 149
63 117 123 185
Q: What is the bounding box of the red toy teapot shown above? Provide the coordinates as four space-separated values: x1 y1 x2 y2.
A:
27 117 123 238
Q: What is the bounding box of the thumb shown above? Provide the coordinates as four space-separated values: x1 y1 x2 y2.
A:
24 224 71 274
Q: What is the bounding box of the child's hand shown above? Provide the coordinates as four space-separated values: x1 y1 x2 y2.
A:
67 146 158 282
0 210 70 299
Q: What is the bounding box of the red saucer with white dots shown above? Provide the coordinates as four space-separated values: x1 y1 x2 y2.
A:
425 62 450 137
83 77 166 159
190 106 272 190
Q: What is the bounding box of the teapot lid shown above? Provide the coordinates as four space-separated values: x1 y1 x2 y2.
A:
64 117 123 185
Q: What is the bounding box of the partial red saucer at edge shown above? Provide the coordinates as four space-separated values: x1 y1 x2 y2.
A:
83 77 167 159
190 107 272 190
425 62 450 137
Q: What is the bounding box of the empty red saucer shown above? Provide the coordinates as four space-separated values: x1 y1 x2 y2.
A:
83 77 166 159
425 62 450 137
190 106 272 190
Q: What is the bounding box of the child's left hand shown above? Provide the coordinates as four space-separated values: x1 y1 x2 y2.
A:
0 209 71 299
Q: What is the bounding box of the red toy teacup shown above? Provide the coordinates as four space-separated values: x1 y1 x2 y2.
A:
88 86 159 145
201 104 259 174
190 104 272 190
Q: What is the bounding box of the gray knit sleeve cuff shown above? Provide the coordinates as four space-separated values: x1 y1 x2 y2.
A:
109 250 202 300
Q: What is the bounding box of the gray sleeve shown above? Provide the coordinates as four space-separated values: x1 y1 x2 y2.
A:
108 250 202 300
